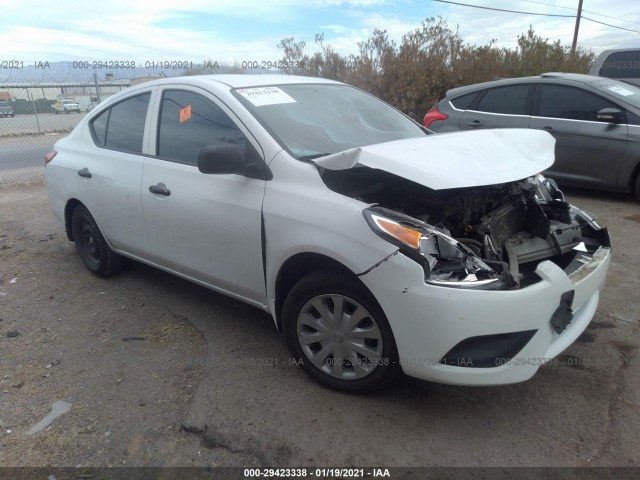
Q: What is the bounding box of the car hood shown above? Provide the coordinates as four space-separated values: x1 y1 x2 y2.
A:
313 129 555 190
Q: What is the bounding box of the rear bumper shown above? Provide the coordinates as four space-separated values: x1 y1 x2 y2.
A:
360 241 611 386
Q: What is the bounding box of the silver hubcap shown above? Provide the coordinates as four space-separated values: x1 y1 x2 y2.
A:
297 294 383 380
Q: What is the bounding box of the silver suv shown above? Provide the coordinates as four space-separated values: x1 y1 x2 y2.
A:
424 73 640 201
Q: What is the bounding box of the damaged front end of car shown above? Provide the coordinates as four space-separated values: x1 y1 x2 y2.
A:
358 175 610 291
314 130 610 292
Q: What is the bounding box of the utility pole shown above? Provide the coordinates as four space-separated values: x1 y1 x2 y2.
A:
571 0 584 55
93 71 102 102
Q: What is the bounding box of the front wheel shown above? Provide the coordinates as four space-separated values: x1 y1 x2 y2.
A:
71 205 123 277
283 271 399 392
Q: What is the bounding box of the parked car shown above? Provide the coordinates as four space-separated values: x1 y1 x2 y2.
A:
589 48 640 87
0 101 14 117
52 99 81 114
45 75 611 392
424 72 640 201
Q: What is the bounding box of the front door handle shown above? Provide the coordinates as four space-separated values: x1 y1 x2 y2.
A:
465 120 483 127
543 126 554 131
148 182 171 196
77 167 92 178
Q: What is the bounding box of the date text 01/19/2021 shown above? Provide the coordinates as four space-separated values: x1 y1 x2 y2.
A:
243 468 391 477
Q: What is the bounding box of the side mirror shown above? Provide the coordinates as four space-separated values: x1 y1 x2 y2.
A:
197 144 246 175
597 108 625 124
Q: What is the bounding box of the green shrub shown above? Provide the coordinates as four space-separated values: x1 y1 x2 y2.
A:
277 17 594 121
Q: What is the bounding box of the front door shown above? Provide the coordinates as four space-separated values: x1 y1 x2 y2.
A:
141 86 267 304
530 84 628 188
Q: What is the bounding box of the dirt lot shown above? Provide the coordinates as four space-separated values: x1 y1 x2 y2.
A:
0 181 639 469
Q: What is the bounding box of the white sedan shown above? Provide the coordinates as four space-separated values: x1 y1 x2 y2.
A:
45 74 611 392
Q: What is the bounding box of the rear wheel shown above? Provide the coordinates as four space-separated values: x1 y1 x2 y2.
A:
71 205 123 276
283 270 399 392
635 173 640 203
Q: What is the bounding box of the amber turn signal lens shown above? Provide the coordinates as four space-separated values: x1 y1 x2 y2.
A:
374 217 422 249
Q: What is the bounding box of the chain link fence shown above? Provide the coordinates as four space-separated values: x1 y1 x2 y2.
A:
0 68 135 187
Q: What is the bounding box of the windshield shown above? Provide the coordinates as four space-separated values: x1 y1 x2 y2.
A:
233 83 426 159
591 79 640 109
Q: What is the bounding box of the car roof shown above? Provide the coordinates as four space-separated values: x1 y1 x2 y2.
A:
138 74 343 90
96 74 345 109
445 72 605 98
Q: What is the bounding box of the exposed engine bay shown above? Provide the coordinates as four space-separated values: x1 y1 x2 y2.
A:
321 167 610 289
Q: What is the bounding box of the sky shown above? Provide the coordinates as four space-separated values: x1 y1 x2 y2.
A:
2 0 640 67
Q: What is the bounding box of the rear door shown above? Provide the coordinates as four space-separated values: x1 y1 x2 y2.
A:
459 84 533 130
529 84 629 187
141 85 267 305
77 90 155 257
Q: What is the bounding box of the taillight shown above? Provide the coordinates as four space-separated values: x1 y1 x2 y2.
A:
44 150 57 165
423 106 448 129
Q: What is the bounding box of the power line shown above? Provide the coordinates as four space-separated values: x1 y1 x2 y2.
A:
433 0 574 17
522 0 640 26
582 15 640 34
520 0 577 12
433 0 640 34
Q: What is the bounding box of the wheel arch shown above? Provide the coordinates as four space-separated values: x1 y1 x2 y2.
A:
64 198 83 241
630 160 640 199
273 252 361 331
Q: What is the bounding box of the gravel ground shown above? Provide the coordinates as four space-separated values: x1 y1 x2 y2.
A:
0 181 638 469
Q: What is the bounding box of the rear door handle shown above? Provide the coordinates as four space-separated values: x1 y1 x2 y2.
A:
465 120 483 127
148 182 171 196
77 167 92 178
543 126 554 131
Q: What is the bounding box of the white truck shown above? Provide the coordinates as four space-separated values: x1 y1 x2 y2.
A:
52 99 81 114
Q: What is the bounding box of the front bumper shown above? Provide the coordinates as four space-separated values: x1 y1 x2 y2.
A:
359 241 611 386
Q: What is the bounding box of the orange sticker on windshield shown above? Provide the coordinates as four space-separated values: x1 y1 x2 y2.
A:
179 105 192 123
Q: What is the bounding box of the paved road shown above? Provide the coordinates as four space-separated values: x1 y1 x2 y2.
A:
0 112 85 137
1 184 638 469
0 134 64 171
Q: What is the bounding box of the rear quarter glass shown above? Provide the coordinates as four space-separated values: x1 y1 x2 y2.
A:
450 92 479 110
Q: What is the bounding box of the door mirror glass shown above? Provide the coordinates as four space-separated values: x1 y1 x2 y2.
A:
197 144 246 175
596 108 625 124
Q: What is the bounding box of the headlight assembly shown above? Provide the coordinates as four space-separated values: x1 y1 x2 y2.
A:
364 207 503 289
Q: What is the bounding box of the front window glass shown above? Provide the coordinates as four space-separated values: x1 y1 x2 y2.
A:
232 84 425 159
538 85 617 122
157 89 247 165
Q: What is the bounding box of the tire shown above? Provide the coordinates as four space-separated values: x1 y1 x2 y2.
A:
635 173 640 203
71 205 123 277
283 270 400 393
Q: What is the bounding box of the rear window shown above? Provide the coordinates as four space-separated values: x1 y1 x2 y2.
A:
90 93 150 153
598 50 640 79
450 92 477 110
476 85 530 115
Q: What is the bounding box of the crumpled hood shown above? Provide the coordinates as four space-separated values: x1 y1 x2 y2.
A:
313 129 555 190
